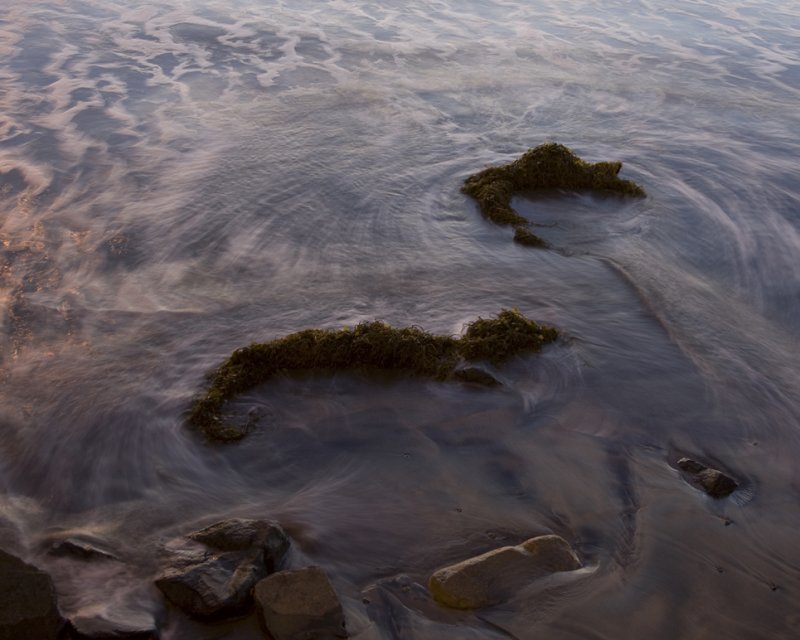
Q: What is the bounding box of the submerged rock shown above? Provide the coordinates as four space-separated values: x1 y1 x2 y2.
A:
462 142 646 248
677 457 738 498
154 519 290 619
68 609 159 639
428 534 581 610
48 536 119 562
452 367 501 387
254 566 348 640
0 549 63 640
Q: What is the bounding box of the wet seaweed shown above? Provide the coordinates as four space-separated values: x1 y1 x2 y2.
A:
189 309 558 441
462 143 646 247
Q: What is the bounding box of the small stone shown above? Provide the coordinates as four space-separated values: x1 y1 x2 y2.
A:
428 534 581 610
676 457 706 474
254 566 348 640
676 458 738 498
696 468 738 498
0 549 63 640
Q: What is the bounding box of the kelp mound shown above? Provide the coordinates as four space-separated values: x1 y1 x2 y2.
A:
462 143 646 248
189 309 558 441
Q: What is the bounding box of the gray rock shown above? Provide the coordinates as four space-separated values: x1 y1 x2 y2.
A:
0 549 63 640
428 534 581 610
68 609 159 639
154 519 290 619
677 457 738 498
254 566 348 640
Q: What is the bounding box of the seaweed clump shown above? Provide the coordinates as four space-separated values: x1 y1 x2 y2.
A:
189 309 558 442
462 143 646 248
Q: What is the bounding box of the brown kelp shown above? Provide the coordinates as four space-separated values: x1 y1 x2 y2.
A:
462 143 646 247
189 309 558 441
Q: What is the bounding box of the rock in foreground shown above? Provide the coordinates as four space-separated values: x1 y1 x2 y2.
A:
0 549 63 640
68 609 159 639
429 534 581 610
254 566 348 640
677 457 738 498
155 519 290 619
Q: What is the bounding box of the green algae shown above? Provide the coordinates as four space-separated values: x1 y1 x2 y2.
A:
462 143 646 248
189 309 558 441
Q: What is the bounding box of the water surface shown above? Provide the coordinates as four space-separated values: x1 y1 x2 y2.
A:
1 1 799 638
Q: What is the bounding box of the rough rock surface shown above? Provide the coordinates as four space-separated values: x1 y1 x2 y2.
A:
154 518 290 619
254 566 348 640
677 457 738 498
68 609 159 639
0 549 63 640
428 534 581 610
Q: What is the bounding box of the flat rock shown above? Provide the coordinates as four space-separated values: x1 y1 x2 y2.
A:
48 536 118 562
428 534 581 610
254 566 348 640
0 549 63 640
677 457 738 498
154 519 290 620
68 609 159 639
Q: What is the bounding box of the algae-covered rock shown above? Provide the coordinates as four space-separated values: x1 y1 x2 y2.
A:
428 534 581 610
463 143 646 248
189 309 558 441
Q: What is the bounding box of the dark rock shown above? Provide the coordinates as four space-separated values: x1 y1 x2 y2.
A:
48 537 118 562
254 566 348 640
188 518 289 569
155 547 266 619
452 367 501 387
428 534 581 610
676 457 705 474
154 519 290 620
696 468 738 498
0 549 63 640
677 457 738 498
68 609 159 639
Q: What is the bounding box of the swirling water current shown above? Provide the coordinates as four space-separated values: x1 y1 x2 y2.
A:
1 0 799 638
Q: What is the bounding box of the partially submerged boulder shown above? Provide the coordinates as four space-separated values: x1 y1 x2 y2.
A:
462 143 646 248
254 566 348 640
0 549 63 640
190 309 558 441
428 534 581 610
154 519 290 619
677 458 738 498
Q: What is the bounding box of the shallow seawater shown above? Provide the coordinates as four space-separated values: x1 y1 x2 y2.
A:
1 0 799 638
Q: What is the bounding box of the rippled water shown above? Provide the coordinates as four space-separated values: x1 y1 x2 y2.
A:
1 0 799 638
